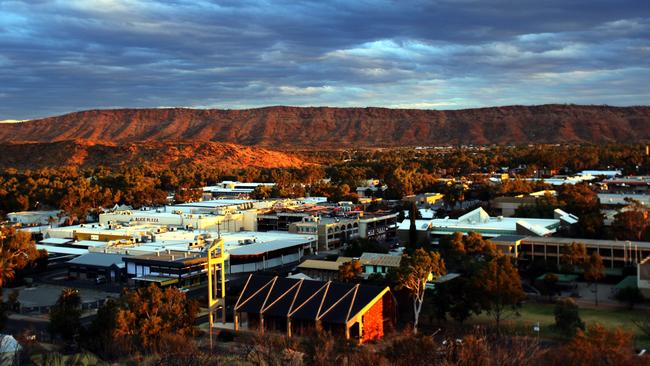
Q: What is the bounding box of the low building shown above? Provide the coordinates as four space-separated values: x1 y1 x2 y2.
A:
402 192 444 206
359 253 401 277
233 275 396 342
356 179 387 198
519 237 650 269
67 252 127 283
7 210 61 226
296 257 353 281
398 207 568 240
124 250 208 289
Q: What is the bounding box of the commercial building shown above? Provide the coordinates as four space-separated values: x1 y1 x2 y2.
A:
398 207 570 241
233 275 396 342
124 250 208 289
289 216 359 251
67 253 127 283
402 192 444 206
7 210 61 226
356 179 387 198
517 237 650 269
202 181 275 199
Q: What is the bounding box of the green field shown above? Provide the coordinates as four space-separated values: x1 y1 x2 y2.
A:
468 302 650 349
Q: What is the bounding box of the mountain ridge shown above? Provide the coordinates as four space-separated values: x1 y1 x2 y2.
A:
1 104 649 148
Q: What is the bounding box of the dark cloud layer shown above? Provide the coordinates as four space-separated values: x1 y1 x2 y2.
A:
0 0 649 119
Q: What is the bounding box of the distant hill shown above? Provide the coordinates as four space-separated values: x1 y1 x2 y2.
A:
2 105 650 148
0 140 304 170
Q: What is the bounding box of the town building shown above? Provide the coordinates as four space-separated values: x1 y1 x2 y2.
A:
517 236 650 270
397 207 571 241
202 181 275 199
296 257 354 281
233 275 396 342
359 253 401 277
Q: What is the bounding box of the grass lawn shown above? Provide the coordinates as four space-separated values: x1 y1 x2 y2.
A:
467 302 650 349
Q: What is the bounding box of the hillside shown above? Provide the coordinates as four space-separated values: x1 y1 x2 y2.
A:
2 105 650 148
0 140 304 170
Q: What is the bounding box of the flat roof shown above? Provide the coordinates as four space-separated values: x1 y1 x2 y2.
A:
37 244 88 256
68 252 126 268
298 259 346 271
40 237 72 245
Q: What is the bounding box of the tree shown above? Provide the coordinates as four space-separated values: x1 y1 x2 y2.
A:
552 324 638 366
114 284 199 354
83 298 121 360
540 273 559 302
583 252 605 306
615 286 644 309
342 239 388 257
0 228 38 287
560 242 586 273
612 201 649 241
474 254 525 332
554 297 584 336
408 202 418 251
338 260 362 282
395 248 446 334
49 288 82 343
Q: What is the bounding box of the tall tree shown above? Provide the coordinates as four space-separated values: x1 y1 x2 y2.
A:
395 248 446 334
49 288 82 343
474 254 525 332
408 201 418 250
560 242 587 273
583 252 605 306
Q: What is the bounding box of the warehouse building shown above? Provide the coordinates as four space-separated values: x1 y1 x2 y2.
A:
233 275 396 342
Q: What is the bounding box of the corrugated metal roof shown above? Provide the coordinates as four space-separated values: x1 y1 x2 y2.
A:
359 253 401 267
67 252 126 268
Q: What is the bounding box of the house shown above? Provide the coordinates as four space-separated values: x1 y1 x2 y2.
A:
359 253 401 277
233 275 396 342
297 257 354 281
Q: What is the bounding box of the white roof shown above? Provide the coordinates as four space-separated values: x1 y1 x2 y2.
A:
225 231 316 256
71 240 109 248
40 237 72 245
397 219 432 231
36 244 88 255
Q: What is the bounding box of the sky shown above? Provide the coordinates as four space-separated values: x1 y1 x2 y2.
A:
0 0 649 120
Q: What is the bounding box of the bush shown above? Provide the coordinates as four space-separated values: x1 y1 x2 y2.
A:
554 297 584 336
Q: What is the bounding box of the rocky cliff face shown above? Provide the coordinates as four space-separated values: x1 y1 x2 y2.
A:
2 105 649 148
0 140 304 170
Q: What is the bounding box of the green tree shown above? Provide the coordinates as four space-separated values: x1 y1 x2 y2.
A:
395 248 446 334
554 297 585 336
583 252 605 306
49 288 82 343
474 254 526 332
540 273 559 302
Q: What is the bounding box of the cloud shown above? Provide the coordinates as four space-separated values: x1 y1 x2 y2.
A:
0 0 648 119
